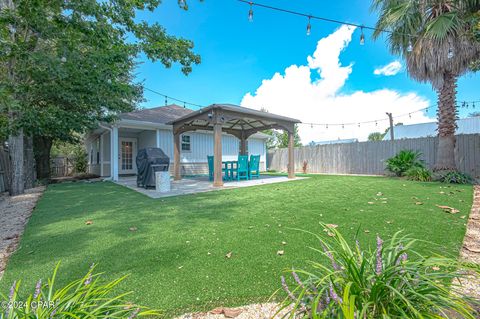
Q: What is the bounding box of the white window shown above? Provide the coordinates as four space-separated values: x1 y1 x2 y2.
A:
181 135 191 152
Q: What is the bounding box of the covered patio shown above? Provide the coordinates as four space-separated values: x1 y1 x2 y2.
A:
116 174 304 198
168 104 301 187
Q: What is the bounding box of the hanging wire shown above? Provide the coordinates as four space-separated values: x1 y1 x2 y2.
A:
238 0 420 39
144 87 205 109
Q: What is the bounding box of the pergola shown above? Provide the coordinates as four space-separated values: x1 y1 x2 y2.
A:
168 104 301 187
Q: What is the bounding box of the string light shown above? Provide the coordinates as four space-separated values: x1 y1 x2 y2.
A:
407 39 413 53
179 0 185 8
144 87 205 109
306 16 311 36
248 2 254 22
239 1 420 41
359 26 365 45
447 47 454 59
165 96 168 106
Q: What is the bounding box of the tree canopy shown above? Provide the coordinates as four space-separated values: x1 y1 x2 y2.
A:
0 0 201 142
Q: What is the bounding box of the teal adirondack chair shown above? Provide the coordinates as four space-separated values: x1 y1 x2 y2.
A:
207 156 227 181
249 155 261 179
234 155 249 181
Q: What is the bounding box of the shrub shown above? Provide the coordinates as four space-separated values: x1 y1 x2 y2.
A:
405 166 432 182
436 170 473 184
278 225 479 318
72 147 88 174
385 150 425 177
0 263 159 318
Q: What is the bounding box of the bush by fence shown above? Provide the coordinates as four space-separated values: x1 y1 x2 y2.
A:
267 134 480 178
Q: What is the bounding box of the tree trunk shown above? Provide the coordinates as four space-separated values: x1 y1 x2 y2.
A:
8 129 24 195
34 135 53 180
24 135 35 189
434 71 458 171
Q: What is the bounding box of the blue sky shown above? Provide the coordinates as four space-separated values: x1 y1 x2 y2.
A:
135 0 480 142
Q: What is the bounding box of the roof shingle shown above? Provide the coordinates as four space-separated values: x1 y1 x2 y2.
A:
119 104 194 124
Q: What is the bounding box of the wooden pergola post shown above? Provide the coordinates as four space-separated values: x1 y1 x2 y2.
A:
288 130 295 179
239 131 247 155
213 120 223 187
173 132 181 180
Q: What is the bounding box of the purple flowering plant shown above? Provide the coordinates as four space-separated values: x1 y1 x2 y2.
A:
278 223 480 318
0 262 160 318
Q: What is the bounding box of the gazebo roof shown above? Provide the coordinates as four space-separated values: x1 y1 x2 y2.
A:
168 104 301 137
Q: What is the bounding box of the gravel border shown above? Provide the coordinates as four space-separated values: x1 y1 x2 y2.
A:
0 186 45 279
459 185 480 303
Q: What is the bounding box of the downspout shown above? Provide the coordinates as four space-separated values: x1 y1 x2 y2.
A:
99 123 113 180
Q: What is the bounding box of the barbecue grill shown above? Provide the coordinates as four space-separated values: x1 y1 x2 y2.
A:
136 148 170 188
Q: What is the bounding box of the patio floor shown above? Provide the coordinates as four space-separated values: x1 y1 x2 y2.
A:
115 175 304 198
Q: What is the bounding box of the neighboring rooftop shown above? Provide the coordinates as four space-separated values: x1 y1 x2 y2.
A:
119 104 194 124
383 117 480 140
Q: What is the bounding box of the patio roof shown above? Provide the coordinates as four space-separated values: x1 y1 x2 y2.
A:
168 104 301 187
167 104 301 139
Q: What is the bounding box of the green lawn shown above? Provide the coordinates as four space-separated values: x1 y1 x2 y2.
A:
0 175 473 315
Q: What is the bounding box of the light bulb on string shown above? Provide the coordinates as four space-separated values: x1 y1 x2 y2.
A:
179 0 185 8
326 124 328 129
407 38 413 53
375 121 378 126
310 123 313 128
409 113 411 119
165 96 168 106
342 124 344 129
248 2 253 22
359 26 365 45
306 16 311 36
183 102 186 108
358 123 360 128
473 102 476 109
447 47 454 59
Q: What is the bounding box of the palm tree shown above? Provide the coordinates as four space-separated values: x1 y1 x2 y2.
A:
372 0 480 170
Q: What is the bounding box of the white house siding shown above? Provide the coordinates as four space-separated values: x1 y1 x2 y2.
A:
88 127 267 177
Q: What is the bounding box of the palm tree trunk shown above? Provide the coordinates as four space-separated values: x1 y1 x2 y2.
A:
434 71 457 171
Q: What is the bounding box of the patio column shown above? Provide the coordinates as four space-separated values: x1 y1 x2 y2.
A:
288 130 295 179
156 129 161 147
112 126 119 181
173 132 181 180
213 122 223 187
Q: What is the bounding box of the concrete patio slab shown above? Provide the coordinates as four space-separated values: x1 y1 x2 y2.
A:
115 175 305 198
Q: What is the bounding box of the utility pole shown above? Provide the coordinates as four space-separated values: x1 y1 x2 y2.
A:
386 112 394 141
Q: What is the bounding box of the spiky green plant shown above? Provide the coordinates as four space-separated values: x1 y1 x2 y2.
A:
0 263 160 318
405 166 433 182
278 225 479 318
385 150 425 177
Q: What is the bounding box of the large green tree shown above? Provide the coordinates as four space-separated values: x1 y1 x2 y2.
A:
0 0 200 193
372 0 480 171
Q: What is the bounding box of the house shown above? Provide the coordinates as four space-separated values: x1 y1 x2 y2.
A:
382 117 480 140
85 104 270 181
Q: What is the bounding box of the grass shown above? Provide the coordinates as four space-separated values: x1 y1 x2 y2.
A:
0 175 473 315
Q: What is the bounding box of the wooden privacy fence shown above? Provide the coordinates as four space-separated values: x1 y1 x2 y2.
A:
267 134 480 178
51 156 74 177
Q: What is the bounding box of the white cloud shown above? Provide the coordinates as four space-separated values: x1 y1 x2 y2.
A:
240 25 433 144
373 61 403 76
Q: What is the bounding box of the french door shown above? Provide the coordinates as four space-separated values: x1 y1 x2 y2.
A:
119 138 137 174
